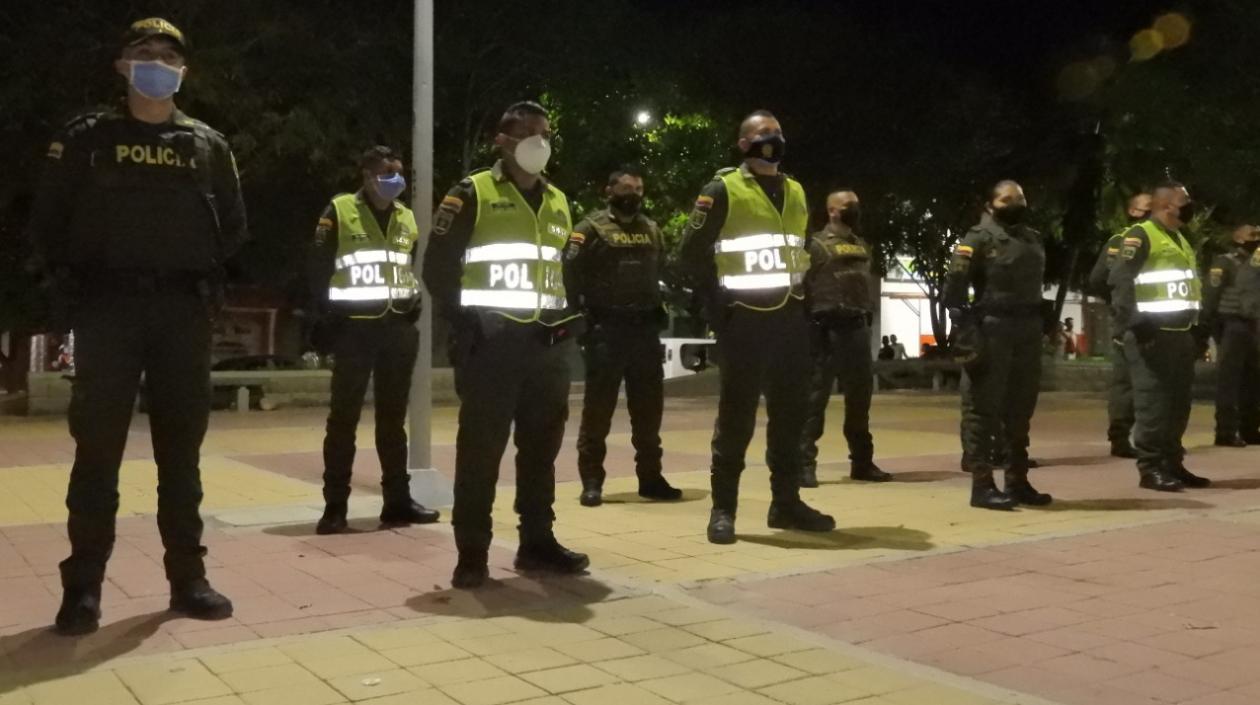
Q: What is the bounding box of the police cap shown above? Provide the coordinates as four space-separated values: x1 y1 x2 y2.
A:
122 18 188 54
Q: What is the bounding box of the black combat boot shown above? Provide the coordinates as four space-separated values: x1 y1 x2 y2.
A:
452 552 489 590
850 462 892 482
767 500 837 532
515 532 590 574
170 578 234 620
55 584 102 636
1004 467 1052 506
970 470 1017 510
1138 467 1184 492
380 500 440 526
707 508 736 544
638 476 682 501
579 478 603 507
1172 465 1211 489
316 503 349 535
1214 434 1246 448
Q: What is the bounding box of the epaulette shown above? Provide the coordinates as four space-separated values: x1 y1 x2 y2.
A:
60 110 114 138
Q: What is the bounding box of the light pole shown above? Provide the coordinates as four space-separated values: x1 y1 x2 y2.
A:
408 0 453 506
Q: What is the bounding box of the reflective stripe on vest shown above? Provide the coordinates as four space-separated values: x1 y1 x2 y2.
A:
714 170 810 311
1133 220 1200 330
460 171 573 322
327 194 419 319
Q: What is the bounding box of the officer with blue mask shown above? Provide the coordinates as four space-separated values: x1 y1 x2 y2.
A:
308 146 438 534
27 18 249 635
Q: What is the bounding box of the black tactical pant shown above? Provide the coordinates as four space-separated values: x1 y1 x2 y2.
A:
711 301 810 513
61 290 211 589
959 315 1042 472
1127 329 1195 476
451 320 571 556
800 319 873 471
1214 318 1260 438
1107 337 1136 445
577 320 664 487
322 314 419 506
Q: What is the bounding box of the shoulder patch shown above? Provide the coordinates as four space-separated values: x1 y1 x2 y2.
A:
1252 249 1260 266
1123 237 1142 246
689 196 713 230
46 141 64 160
439 195 464 214
1210 268 1224 287
954 244 974 258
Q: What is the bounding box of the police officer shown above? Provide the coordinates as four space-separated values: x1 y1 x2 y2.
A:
308 146 440 534
423 101 589 588
565 167 682 507
1086 193 1151 458
945 181 1051 510
27 19 248 635
677 110 835 544
798 190 888 487
1202 224 1260 447
1109 182 1212 491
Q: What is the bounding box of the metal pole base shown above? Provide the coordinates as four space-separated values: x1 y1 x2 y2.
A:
408 468 454 507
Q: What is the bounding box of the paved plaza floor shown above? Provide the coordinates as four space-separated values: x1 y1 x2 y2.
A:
2 391 1260 705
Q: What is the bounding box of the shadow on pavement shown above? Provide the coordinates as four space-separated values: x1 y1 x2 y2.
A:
737 526 934 552
262 518 399 537
600 488 709 504
1039 455 1115 468
405 574 615 624
1209 478 1260 490
1040 497 1214 511
0 612 169 694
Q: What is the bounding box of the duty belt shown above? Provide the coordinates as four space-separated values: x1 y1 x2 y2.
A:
588 307 660 326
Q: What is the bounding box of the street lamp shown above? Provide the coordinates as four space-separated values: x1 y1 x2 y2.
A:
635 109 652 127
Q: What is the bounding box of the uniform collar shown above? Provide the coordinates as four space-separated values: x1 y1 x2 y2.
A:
604 206 644 226
738 161 782 181
823 222 857 239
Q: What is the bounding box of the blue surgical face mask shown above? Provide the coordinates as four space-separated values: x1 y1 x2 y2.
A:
128 60 184 100
374 173 406 202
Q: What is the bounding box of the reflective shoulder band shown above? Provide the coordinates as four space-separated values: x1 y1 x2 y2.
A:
1135 268 1196 285
465 243 562 264
721 272 793 291
329 286 391 301
461 289 567 310
1136 300 1201 313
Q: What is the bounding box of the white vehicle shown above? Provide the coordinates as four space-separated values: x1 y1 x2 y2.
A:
661 337 716 380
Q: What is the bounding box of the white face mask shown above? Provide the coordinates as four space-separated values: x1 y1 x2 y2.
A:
513 135 552 175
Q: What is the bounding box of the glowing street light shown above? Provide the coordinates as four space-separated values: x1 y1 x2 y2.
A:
635 110 652 127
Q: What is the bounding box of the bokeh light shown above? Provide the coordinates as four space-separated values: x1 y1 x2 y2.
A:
1130 28 1165 61
1154 12 1192 49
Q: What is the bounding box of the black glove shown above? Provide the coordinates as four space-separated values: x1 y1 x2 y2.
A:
310 315 343 355
949 308 982 365
446 309 482 367
1191 323 1212 357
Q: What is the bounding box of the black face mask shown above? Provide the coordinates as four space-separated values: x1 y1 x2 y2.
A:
993 204 1028 226
744 134 786 163
835 207 861 229
1242 241 1260 254
1177 202 1197 223
609 193 642 216
1128 211 1151 224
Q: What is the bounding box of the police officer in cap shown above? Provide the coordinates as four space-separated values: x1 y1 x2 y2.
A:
423 101 589 588
799 189 889 487
945 181 1051 510
1109 182 1212 491
27 18 248 635
1086 192 1151 458
1202 224 1260 447
678 110 836 544
308 146 440 534
565 166 682 507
